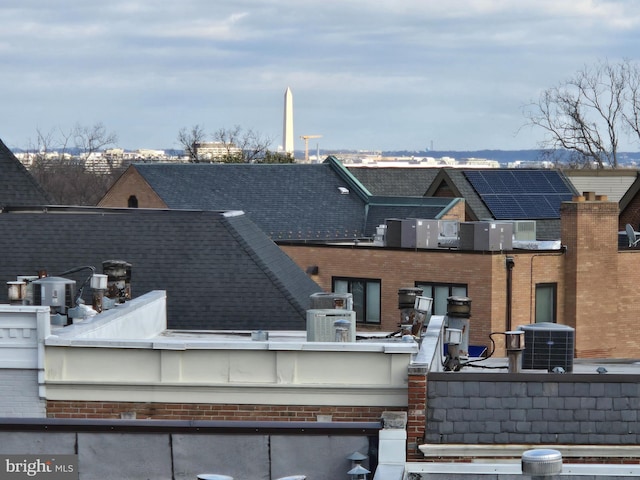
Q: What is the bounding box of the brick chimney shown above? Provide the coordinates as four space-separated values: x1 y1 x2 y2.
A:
560 192 618 357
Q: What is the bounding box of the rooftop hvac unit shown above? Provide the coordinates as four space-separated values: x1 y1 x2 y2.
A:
414 219 441 249
384 219 403 248
33 276 75 313
520 323 575 373
401 218 420 248
310 292 353 310
459 221 513 251
510 220 536 241
440 220 459 238
306 309 356 342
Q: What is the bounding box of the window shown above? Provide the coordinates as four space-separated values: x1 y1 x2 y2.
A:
333 277 381 324
535 283 557 323
128 195 139 208
415 282 468 316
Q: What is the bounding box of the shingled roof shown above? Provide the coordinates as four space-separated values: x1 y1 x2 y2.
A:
349 165 577 240
425 168 578 240
346 166 440 196
0 207 321 330
0 138 52 206
101 157 461 240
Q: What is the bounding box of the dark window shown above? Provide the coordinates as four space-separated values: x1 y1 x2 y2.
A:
332 277 381 324
128 195 139 208
415 282 468 316
535 283 557 323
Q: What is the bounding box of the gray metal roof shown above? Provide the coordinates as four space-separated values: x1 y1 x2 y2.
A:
0 138 52 206
0 207 321 330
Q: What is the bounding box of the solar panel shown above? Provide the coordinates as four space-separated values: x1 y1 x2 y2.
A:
463 170 574 219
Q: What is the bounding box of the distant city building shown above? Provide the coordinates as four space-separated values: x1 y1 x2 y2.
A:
336 154 498 168
195 142 241 161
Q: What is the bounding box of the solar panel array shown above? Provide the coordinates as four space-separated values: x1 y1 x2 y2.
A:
463 170 574 219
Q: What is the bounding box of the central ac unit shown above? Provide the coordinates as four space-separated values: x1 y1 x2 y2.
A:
519 322 575 373
306 309 356 342
510 220 536 241
310 292 353 311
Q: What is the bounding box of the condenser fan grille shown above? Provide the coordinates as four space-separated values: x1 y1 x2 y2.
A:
520 323 575 373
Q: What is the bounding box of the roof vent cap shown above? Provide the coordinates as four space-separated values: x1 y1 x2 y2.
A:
521 448 562 476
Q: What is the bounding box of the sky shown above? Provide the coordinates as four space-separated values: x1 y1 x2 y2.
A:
2 0 640 153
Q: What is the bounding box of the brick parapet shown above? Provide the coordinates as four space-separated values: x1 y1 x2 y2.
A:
46 401 395 422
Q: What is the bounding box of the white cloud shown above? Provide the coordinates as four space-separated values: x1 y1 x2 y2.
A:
1 0 640 151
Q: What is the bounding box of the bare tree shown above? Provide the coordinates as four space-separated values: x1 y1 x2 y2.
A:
73 122 118 158
177 124 207 162
624 61 640 142
524 59 632 169
177 124 281 163
213 125 274 163
25 123 121 205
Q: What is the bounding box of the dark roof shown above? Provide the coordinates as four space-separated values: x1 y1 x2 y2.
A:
364 196 462 233
124 157 458 240
425 169 493 220
132 161 367 240
0 139 52 206
0 207 321 330
425 168 578 240
347 167 440 196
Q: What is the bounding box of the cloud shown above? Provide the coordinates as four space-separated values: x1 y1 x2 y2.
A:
2 0 640 151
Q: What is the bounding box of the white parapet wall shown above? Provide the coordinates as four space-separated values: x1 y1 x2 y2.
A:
43 291 419 407
0 304 51 416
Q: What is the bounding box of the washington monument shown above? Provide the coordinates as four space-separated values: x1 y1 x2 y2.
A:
283 87 294 154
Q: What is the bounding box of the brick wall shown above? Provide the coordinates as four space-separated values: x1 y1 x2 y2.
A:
98 166 167 208
426 373 640 446
561 198 620 357
46 401 394 422
282 244 564 353
620 191 640 231
0 370 46 417
407 365 428 460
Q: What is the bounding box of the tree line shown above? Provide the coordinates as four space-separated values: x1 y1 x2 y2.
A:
23 123 293 205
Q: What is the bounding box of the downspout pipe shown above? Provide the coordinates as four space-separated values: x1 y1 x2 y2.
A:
505 256 515 332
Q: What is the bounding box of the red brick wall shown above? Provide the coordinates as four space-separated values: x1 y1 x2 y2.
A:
407 369 427 460
46 401 394 422
620 192 640 231
98 166 167 208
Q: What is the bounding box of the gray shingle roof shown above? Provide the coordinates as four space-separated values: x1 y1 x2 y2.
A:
133 162 367 240
124 158 457 240
347 167 440 196
426 168 577 240
0 139 52 206
364 196 462 233
350 166 578 240
0 207 321 330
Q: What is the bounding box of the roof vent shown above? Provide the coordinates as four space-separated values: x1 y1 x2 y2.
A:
521 448 562 476
338 186 349 194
